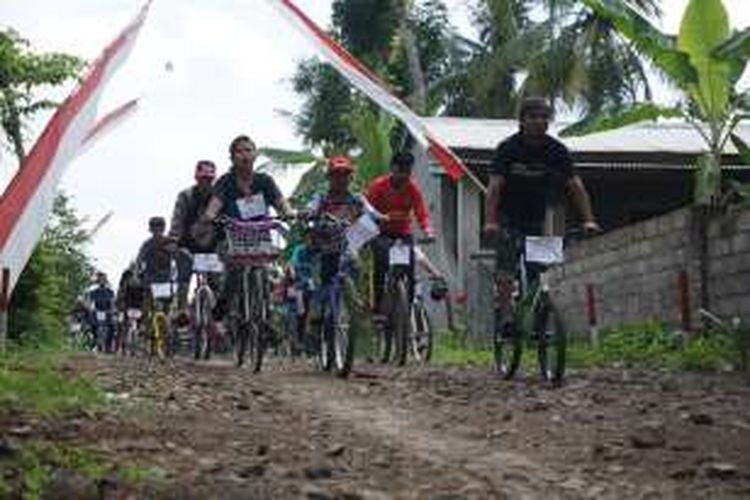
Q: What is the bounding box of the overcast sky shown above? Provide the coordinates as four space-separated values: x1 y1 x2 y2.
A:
2 0 750 282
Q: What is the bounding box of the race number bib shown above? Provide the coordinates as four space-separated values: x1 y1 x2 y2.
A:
95 311 107 322
150 283 173 299
193 253 224 273
525 236 564 264
389 243 411 265
236 194 267 219
127 309 142 320
286 286 298 299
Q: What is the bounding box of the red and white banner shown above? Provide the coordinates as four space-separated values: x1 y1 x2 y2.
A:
267 0 480 185
0 2 150 295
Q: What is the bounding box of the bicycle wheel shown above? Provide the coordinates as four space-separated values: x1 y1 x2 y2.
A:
391 280 410 367
493 307 523 380
193 287 213 360
330 280 355 378
535 297 567 386
152 312 168 360
410 302 433 363
249 268 267 374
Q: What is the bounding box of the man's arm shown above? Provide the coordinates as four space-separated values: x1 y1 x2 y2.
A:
566 175 600 233
168 190 189 242
483 174 506 232
201 196 223 222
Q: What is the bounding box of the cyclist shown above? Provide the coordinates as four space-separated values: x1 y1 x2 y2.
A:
290 237 314 328
168 160 219 314
365 151 434 318
482 96 600 319
86 271 116 352
115 264 147 350
197 134 295 322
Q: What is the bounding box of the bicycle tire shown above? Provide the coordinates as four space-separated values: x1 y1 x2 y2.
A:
493 308 523 380
331 280 355 378
318 294 334 372
411 302 433 363
153 312 168 360
535 297 567 386
249 268 267 374
391 280 410 367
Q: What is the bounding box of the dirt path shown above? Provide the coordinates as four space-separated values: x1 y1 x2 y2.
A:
8 354 750 499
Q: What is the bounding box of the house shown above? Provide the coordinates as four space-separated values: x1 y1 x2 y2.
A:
413 118 750 341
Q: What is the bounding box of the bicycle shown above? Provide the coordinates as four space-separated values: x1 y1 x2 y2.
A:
307 212 372 378
221 216 287 372
376 236 434 366
409 275 445 364
472 231 569 385
121 308 143 356
92 309 116 354
148 282 175 360
191 253 222 360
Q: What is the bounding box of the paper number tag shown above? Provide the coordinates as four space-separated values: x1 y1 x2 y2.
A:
236 194 267 219
389 244 411 265
193 253 224 273
95 311 107 322
525 236 564 264
151 283 173 299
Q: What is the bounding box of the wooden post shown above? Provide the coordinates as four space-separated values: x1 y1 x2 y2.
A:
0 268 10 354
585 283 599 346
677 269 692 334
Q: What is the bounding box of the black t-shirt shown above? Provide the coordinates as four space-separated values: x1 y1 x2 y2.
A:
491 132 576 234
213 170 283 219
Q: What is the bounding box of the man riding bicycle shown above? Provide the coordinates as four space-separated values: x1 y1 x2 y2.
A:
198 135 295 322
169 160 220 314
365 151 434 317
86 271 116 351
482 97 600 319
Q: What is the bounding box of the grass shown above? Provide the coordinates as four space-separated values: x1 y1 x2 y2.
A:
431 321 746 373
0 441 168 500
0 347 104 418
0 344 166 499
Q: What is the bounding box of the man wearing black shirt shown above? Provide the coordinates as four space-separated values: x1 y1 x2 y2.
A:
199 135 294 321
482 97 600 318
483 97 599 237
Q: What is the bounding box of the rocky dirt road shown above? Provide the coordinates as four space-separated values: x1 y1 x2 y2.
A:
6 354 750 499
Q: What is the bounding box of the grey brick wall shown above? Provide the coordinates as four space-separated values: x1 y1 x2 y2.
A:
547 206 750 336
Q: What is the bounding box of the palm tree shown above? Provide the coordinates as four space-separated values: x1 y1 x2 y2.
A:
467 0 661 117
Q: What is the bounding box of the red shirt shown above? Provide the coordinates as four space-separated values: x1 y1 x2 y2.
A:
365 175 431 236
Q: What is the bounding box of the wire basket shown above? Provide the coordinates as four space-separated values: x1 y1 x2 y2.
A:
310 217 349 255
223 218 285 266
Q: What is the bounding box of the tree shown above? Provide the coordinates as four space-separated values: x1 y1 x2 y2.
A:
560 0 750 206
0 28 83 164
560 0 750 312
9 193 94 345
290 0 455 150
465 0 659 118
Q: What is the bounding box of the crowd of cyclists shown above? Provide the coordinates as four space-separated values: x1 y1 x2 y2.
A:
70 133 444 364
69 97 600 382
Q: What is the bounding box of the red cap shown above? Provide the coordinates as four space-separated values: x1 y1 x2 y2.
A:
195 160 216 180
327 155 355 175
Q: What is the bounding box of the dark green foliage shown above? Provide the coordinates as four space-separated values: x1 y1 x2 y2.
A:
8 193 94 346
0 28 84 161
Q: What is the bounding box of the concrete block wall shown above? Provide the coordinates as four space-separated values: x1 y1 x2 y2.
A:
546 206 750 336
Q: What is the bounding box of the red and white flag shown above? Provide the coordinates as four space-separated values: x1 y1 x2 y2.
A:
0 2 150 294
267 0 478 184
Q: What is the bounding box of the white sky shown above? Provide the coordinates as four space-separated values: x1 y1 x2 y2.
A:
1 0 750 281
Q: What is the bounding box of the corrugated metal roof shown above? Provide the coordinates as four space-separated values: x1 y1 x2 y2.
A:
423 117 750 156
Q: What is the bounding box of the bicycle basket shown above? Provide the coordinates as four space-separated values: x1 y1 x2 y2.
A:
223 219 285 266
